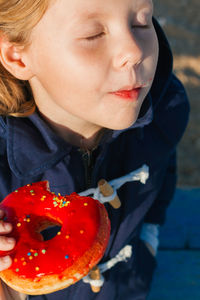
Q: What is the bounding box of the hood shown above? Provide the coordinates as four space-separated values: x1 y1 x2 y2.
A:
0 19 173 179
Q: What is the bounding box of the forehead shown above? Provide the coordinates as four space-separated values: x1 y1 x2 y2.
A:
75 0 152 16
32 0 153 36
49 0 153 20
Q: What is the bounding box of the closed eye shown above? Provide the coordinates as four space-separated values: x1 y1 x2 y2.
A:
86 32 105 41
132 24 151 29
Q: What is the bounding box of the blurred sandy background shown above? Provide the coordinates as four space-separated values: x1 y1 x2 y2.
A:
154 0 200 187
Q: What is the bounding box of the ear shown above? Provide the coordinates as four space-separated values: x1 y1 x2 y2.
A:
0 35 33 80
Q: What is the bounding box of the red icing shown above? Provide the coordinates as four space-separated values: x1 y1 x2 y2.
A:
0 182 107 280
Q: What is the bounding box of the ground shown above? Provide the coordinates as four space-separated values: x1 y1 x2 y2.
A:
154 0 200 187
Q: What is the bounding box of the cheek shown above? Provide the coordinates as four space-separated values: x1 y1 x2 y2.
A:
73 42 106 63
71 44 109 78
141 31 159 78
148 30 159 68
32 50 102 97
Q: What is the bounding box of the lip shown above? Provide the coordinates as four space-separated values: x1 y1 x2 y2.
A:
109 87 141 101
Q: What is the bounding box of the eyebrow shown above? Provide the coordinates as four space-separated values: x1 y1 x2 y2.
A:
74 11 107 23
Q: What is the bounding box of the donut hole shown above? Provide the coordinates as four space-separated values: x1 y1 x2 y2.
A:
40 224 62 241
34 218 62 241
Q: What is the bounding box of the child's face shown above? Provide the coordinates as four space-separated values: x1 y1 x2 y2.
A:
25 0 158 134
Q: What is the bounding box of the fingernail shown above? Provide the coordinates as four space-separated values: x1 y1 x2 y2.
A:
2 255 11 264
6 237 15 244
4 223 12 231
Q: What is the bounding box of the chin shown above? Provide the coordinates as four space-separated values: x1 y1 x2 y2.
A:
106 115 139 131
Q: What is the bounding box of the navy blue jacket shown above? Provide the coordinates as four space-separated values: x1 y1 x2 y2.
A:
0 20 189 300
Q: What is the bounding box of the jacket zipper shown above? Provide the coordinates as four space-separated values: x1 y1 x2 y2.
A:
81 150 94 189
80 144 106 190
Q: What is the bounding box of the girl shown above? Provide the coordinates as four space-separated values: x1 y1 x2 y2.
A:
0 0 189 299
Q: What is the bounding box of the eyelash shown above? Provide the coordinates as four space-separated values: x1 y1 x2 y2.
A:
86 32 105 41
85 23 150 42
132 23 151 29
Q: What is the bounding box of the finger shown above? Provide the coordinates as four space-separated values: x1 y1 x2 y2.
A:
0 210 5 219
144 241 156 257
0 255 12 271
0 236 15 251
0 220 12 234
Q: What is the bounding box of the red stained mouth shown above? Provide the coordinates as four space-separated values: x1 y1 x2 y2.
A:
110 88 141 100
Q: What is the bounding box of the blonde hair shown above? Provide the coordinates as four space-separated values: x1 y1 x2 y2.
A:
0 0 49 117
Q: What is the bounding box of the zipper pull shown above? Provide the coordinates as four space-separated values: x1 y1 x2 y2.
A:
81 150 93 189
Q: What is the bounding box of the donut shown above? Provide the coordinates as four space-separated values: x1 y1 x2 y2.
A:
0 181 110 295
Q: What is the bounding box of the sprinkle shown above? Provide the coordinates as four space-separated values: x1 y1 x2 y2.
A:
14 258 18 263
30 190 34 193
65 235 70 239
35 267 40 271
58 193 61 196
27 252 31 256
21 257 25 261
57 231 61 235
17 223 21 227
30 249 34 253
34 253 38 257
22 262 27 266
52 196 71 208
29 256 33 260
41 249 46 254
80 230 84 234
84 203 88 206
65 255 69 259
24 215 31 222
15 190 18 193
27 184 31 186
15 268 19 272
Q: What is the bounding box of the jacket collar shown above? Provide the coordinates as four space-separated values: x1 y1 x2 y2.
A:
6 113 72 178
0 19 173 179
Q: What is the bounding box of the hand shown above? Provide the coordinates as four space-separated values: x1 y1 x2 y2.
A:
0 210 26 300
140 223 159 257
143 241 156 257
0 209 15 271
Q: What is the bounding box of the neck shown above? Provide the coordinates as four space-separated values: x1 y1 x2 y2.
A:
39 111 105 150
30 78 105 150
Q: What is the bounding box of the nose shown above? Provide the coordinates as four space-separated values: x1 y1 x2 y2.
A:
112 31 143 70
